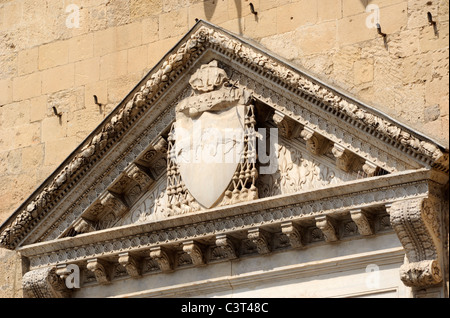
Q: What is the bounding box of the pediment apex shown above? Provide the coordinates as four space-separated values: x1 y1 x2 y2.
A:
1 20 448 250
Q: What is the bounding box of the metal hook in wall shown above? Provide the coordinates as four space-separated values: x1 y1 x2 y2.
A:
376 23 386 38
427 12 439 36
249 3 258 15
52 106 62 118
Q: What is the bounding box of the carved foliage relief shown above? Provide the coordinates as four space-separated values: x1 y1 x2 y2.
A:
258 140 350 198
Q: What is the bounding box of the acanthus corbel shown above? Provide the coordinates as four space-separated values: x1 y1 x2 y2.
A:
332 144 355 172
272 110 300 139
125 163 154 190
315 215 338 242
182 240 205 266
362 160 380 177
387 197 443 287
100 191 128 218
248 227 271 254
215 234 238 260
149 246 173 272
300 127 329 155
86 258 111 285
281 222 303 248
350 209 374 236
118 252 141 278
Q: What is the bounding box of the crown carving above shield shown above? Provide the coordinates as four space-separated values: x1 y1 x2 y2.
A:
189 60 229 93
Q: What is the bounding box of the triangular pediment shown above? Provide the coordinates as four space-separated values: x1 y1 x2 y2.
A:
1 21 448 252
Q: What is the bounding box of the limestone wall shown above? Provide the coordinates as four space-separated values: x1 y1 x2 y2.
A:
0 0 448 298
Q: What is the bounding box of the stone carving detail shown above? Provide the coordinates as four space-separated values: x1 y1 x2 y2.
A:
315 215 338 242
332 144 356 172
362 161 380 178
273 110 300 139
2 23 446 250
149 246 173 272
86 258 111 285
215 234 238 260
182 240 205 266
22 267 71 298
258 142 348 198
387 198 443 287
100 192 128 218
300 127 329 155
281 222 303 248
350 209 374 236
119 180 168 226
248 228 271 254
125 163 154 190
118 252 141 278
166 60 258 213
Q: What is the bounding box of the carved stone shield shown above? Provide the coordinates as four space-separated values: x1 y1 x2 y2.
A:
175 105 245 208
172 60 249 209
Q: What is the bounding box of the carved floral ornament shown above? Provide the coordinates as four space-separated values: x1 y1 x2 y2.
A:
0 21 448 297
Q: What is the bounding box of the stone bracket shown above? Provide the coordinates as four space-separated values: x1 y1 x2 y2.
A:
182 240 205 266
118 252 141 278
99 191 128 218
315 215 338 242
387 197 443 287
215 234 238 260
22 266 71 298
300 127 329 156
86 258 112 285
272 110 301 139
125 163 154 190
350 209 374 236
281 222 303 248
332 144 356 172
248 227 272 254
149 246 173 272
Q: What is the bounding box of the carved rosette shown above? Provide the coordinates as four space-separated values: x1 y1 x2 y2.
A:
387 197 443 287
22 267 71 298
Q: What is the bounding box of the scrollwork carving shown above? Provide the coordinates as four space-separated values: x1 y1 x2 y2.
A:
387 197 443 287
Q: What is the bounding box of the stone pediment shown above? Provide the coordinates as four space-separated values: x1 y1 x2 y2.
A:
1 21 448 297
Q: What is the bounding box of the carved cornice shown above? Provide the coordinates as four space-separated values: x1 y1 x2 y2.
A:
1 21 447 251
